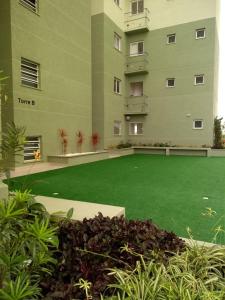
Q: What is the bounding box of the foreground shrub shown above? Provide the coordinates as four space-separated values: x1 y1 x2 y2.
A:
0 190 59 299
42 213 184 299
105 242 225 300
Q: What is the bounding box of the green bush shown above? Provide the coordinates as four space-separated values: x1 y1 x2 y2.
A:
0 190 59 300
213 117 224 149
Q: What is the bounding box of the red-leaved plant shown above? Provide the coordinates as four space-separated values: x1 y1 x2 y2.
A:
76 130 84 153
59 129 68 154
91 132 100 151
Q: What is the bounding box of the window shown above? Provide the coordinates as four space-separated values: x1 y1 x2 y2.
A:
21 58 39 88
24 136 41 162
114 77 121 94
193 120 203 129
166 78 175 87
131 0 144 14
167 33 176 44
20 0 38 12
129 122 143 135
114 33 121 51
196 28 206 39
194 74 204 85
130 41 144 56
113 121 122 135
130 82 143 96
114 0 120 6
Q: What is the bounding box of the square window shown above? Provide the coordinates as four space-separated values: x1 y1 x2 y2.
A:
167 34 176 44
24 136 41 162
20 0 38 13
129 122 143 135
113 121 122 135
130 41 144 56
193 120 203 129
114 0 120 6
114 33 122 51
195 74 204 85
166 78 175 87
114 77 121 94
196 28 206 39
21 58 40 89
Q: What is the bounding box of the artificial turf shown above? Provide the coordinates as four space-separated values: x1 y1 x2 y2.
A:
9 154 225 243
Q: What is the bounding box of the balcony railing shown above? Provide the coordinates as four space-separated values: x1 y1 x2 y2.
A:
125 52 149 75
124 95 148 115
124 8 150 33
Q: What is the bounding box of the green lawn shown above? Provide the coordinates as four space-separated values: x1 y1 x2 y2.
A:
9 154 225 243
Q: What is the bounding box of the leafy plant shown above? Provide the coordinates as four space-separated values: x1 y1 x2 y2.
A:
0 190 59 299
116 141 132 149
105 242 225 300
76 130 84 152
59 129 68 154
42 213 184 299
91 132 100 151
213 117 224 149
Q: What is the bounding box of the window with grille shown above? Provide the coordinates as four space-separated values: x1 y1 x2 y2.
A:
196 28 206 39
166 78 175 87
114 33 122 51
131 0 144 14
130 41 144 56
195 74 204 85
20 0 38 13
113 121 122 135
129 122 143 135
24 136 41 162
114 77 121 94
167 33 176 44
193 120 203 129
21 58 39 89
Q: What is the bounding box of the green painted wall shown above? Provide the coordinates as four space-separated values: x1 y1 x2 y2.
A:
92 13 126 149
9 0 92 161
125 18 217 146
0 0 14 133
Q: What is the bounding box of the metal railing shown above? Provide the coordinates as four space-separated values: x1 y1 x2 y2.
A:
124 8 150 32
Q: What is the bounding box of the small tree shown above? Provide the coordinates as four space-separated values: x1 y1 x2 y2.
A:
91 132 100 151
213 117 223 149
76 130 84 153
59 129 68 154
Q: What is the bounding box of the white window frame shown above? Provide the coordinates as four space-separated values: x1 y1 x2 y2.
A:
166 78 175 88
131 0 144 15
130 81 143 96
114 33 122 51
193 120 204 130
24 136 41 162
129 41 144 56
19 0 38 13
129 122 143 135
114 77 121 94
196 28 206 39
194 74 205 86
113 121 122 136
21 58 40 89
114 0 120 7
167 33 176 44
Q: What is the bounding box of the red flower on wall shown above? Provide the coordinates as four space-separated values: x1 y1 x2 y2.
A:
91 132 100 151
76 130 84 152
59 128 68 154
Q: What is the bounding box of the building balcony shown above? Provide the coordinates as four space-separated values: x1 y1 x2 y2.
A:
125 52 149 75
124 8 150 34
124 95 148 116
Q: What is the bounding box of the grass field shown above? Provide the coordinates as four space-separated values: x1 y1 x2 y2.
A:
9 154 225 243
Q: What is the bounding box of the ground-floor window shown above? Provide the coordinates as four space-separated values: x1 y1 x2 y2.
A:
113 121 122 135
24 136 41 162
129 122 143 135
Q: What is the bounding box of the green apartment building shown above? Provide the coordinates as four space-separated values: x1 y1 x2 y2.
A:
0 0 220 164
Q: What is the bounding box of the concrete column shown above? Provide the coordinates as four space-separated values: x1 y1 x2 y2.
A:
0 180 8 199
